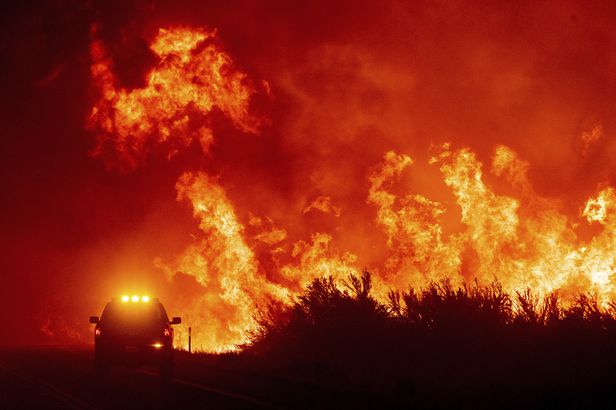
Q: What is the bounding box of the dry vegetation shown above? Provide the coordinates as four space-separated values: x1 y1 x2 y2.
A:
240 270 616 408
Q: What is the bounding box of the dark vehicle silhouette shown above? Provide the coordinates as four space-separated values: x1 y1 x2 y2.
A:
89 296 181 380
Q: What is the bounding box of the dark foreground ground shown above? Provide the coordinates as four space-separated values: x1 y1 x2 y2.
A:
0 345 405 410
0 346 275 409
1 344 615 410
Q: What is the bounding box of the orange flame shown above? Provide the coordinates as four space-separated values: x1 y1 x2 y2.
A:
88 25 260 169
368 145 616 304
303 196 342 217
157 172 290 351
159 173 360 351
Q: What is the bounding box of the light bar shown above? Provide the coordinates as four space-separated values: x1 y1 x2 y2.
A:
120 295 151 303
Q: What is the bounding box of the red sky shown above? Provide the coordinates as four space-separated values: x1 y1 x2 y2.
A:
2 0 616 346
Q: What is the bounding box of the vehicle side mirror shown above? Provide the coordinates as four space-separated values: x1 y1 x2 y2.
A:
89 316 99 324
170 317 181 325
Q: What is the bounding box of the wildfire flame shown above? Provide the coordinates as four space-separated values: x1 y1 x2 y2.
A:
156 172 290 351
88 25 616 352
88 25 261 169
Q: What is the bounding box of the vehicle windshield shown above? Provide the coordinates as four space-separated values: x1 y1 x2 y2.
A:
101 302 168 332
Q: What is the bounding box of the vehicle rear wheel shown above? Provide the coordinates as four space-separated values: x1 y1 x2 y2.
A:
95 355 109 378
160 359 174 382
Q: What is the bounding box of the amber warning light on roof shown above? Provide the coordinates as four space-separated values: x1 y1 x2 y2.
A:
120 295 150 303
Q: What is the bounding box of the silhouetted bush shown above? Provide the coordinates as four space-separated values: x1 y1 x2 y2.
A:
244 271 616 408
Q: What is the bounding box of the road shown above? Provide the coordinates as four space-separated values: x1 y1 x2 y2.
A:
0 346 281 409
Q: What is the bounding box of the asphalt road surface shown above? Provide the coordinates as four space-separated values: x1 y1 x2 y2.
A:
0 346 281 409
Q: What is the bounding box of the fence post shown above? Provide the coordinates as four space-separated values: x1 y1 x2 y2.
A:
188 326 192 353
